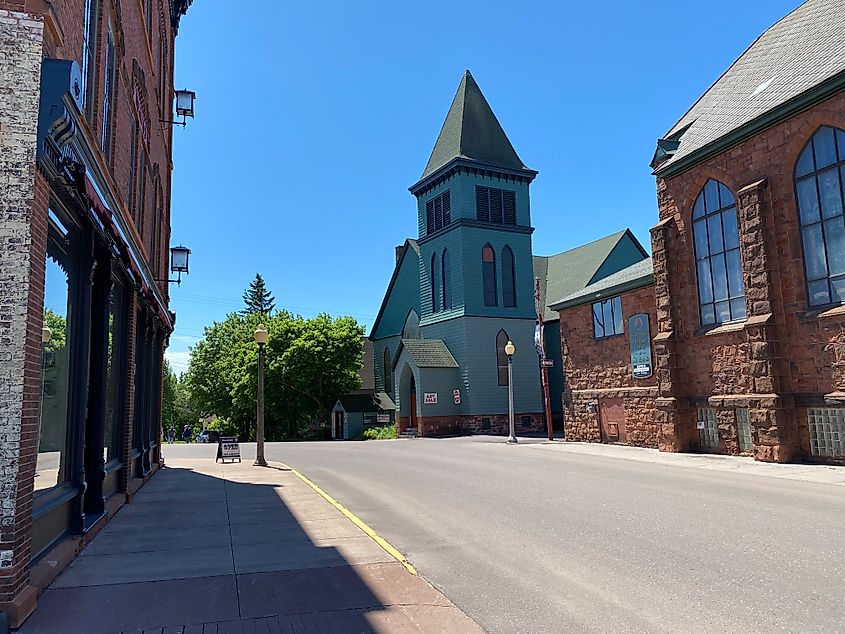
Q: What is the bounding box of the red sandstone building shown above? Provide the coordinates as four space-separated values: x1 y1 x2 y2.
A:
556 0 845 464
649 0 845 463
0 0 193 626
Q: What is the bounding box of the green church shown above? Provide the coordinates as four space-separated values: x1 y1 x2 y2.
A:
369 71 648 437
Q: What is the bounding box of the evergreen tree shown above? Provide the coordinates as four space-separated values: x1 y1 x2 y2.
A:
241 273 276 316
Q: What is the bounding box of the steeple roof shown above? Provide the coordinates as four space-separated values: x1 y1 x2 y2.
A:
419 71 532 182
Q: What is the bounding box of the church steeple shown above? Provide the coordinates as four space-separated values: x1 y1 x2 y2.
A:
418 71 534 184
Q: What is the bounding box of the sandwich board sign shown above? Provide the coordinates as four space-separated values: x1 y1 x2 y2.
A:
216 436 241 463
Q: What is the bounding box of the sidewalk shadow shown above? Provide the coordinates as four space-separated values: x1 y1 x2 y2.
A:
18 462 424 633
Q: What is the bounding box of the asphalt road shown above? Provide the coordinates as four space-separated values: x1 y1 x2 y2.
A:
164 438 845 634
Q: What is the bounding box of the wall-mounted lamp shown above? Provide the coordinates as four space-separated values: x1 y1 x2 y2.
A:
161 89 196 127
155 245 191 286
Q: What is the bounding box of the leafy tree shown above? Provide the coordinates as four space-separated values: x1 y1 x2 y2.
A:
183 311 364 441
162 359 202 438
43 309 67 354
241 273 275 316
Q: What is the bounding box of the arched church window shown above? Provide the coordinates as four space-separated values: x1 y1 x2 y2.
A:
431 252 440 313
795 126 845 307
692 179 745 325
502 246 516 308
483 244 497 306
496 329 509 386
442 249 450 310
383 347 393 394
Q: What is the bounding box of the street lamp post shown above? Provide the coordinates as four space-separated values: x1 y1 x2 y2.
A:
253 324 268 467
505 340 517 444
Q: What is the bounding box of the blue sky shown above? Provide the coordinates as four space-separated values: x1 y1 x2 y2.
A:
166 0 801 372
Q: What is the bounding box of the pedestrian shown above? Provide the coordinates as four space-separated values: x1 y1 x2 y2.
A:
182 424 191 443
167 426 176 443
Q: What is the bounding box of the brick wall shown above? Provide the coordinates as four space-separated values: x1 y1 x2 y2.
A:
559 284 659 447
0 9 44 617
652 89 845 462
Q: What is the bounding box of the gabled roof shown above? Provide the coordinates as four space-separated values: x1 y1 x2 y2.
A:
550 258 654 311
393 339 459 369
653 0 845 175
418 71 533 182
535 229 649 322
369 239 420 339
337 391 396 413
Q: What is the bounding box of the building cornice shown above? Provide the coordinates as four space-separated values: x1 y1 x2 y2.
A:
410 158 537 197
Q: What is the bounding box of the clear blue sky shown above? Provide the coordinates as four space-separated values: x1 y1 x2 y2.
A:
166 0 801 372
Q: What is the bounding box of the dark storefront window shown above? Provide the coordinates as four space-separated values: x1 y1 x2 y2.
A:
36 213 75 493
103 278 126 464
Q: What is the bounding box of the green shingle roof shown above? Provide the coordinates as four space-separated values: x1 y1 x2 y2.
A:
534 230 645 322
419 71 533 182
337 391 396 413
550 258 654 311
397 339 459 368
654 0 845 174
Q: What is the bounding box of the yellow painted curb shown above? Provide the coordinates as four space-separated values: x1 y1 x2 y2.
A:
288 467 418 575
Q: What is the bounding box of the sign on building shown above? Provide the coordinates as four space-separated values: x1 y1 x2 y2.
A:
216 436 241 463
628 313 653 379
377 414 391 423
453 389 461 404
424 392 438 404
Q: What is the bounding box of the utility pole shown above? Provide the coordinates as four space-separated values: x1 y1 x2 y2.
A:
535 277 554 441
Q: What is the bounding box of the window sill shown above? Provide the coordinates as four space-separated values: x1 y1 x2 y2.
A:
816 304 845 321
697 320 746 337
594 332 625 341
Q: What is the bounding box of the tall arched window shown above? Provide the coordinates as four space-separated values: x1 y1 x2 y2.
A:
795 126 845 307
442 249 450 310
402 309 421 339
502 246 516 308
431 252 440 313
693 179 745 325
482 244 497 306
383 347 393 395
496 329 510 386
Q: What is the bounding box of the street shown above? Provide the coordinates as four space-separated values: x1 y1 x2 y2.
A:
165 438 845 634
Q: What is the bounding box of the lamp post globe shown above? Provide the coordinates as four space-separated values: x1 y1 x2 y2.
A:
505 340 517 444
253 324 268 467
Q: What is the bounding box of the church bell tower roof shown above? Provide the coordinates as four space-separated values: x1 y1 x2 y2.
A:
417 70 534 184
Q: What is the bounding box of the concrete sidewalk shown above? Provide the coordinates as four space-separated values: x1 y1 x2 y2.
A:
20 459 483 634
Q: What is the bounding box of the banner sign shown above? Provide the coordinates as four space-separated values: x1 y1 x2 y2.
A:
534 323 543 356
216 436 241 463
628 313 653 379
377 414 391 423
424 392 438 404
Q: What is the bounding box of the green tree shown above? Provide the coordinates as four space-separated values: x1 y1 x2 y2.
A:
241 273 275 316
43 309 67 354
183 311 364 441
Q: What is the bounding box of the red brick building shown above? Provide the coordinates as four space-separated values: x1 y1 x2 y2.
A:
552 258 659 447
649 0 845 463
0 0 193 625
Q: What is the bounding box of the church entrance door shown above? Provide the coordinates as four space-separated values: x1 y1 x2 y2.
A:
410 376 418 430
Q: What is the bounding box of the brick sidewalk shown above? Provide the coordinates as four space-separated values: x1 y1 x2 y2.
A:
19 460 482 634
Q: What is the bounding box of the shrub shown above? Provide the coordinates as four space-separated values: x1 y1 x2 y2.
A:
362 424 397 440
